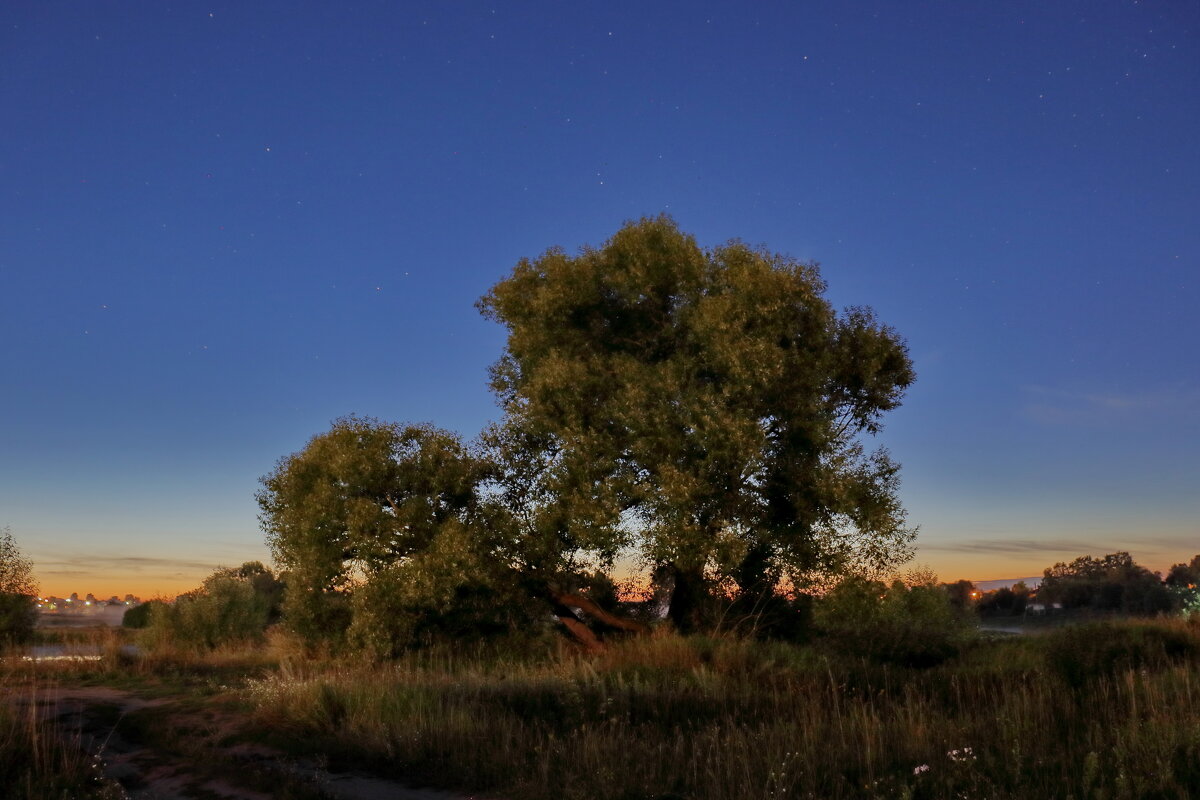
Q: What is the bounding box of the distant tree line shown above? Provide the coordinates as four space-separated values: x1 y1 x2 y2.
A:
964 551 1200 618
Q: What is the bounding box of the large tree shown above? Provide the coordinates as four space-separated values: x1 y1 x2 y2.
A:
479 216 916 630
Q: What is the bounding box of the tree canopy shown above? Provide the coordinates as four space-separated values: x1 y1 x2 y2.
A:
0 526 37 646
257 417 483 644
479 215 916 629
259 216 918 647
0 525 36 597
1039 551 1172 614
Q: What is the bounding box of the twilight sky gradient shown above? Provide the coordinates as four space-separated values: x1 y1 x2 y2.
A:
2 1 1197 598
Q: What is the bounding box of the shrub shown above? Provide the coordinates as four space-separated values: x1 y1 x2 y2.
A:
347 523 543 658
121 599 166 629
0 527 36 648
144 564 283 651
1042 620 1200 687
814 576 974 667
0 592 36 647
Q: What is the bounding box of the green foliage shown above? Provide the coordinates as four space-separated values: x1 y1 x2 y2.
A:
0 593 36 647
1042 620 1200 687
0 527 37 647
258 417 483 645
479 216 916 631
259 219 918 648
0 527 36 596
814 575 974 667
1172 585 1200 617
121 599 167 629
346 521 543 658
474 416 628 588
145 563 283 651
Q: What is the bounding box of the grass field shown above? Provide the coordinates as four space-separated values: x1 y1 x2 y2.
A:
5 618 1200 799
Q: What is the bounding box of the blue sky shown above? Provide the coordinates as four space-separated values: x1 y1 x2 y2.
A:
1 1 1196 596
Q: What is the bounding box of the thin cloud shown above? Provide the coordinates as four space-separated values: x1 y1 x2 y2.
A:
922 538 1105 555
1022 385 1200 426
31 554 222 575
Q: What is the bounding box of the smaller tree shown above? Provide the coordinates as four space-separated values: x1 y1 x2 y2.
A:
122 599 167 629
258 417 491 649
814 573 973 667
0 526 38 646
144 562 283 651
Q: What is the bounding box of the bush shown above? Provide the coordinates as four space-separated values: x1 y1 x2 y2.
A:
347 523 541 658
279 579 353 649
122 599 166 629
1042 620 1200 687
814 576 974 667
0 592 36 647
0 527 37 648
144 564 283 651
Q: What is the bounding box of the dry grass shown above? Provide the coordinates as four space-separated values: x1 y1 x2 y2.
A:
11 619 1200 799
0 675 124 799
242 622 1200 800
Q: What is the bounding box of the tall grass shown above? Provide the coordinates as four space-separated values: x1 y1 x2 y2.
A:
244 620 1200 800
0 676 123 800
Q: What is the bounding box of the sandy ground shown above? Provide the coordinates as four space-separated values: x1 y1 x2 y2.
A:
6 684 493 800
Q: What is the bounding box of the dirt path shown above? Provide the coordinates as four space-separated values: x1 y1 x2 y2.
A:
7 685 490 800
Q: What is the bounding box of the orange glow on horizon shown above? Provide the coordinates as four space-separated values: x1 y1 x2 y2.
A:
38 574 215 602
34 544 1197 602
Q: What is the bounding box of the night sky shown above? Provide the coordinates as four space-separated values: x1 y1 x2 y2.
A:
2 1 1197 597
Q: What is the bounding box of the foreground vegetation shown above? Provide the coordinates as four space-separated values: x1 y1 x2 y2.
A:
0 688 122 800
7 615 1200 799
241 620 1200 800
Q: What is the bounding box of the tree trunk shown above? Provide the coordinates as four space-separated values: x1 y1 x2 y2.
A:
552 606 604 653
547 587 649 651
549 589 650 635
729 542 777 632
667 564 707 634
